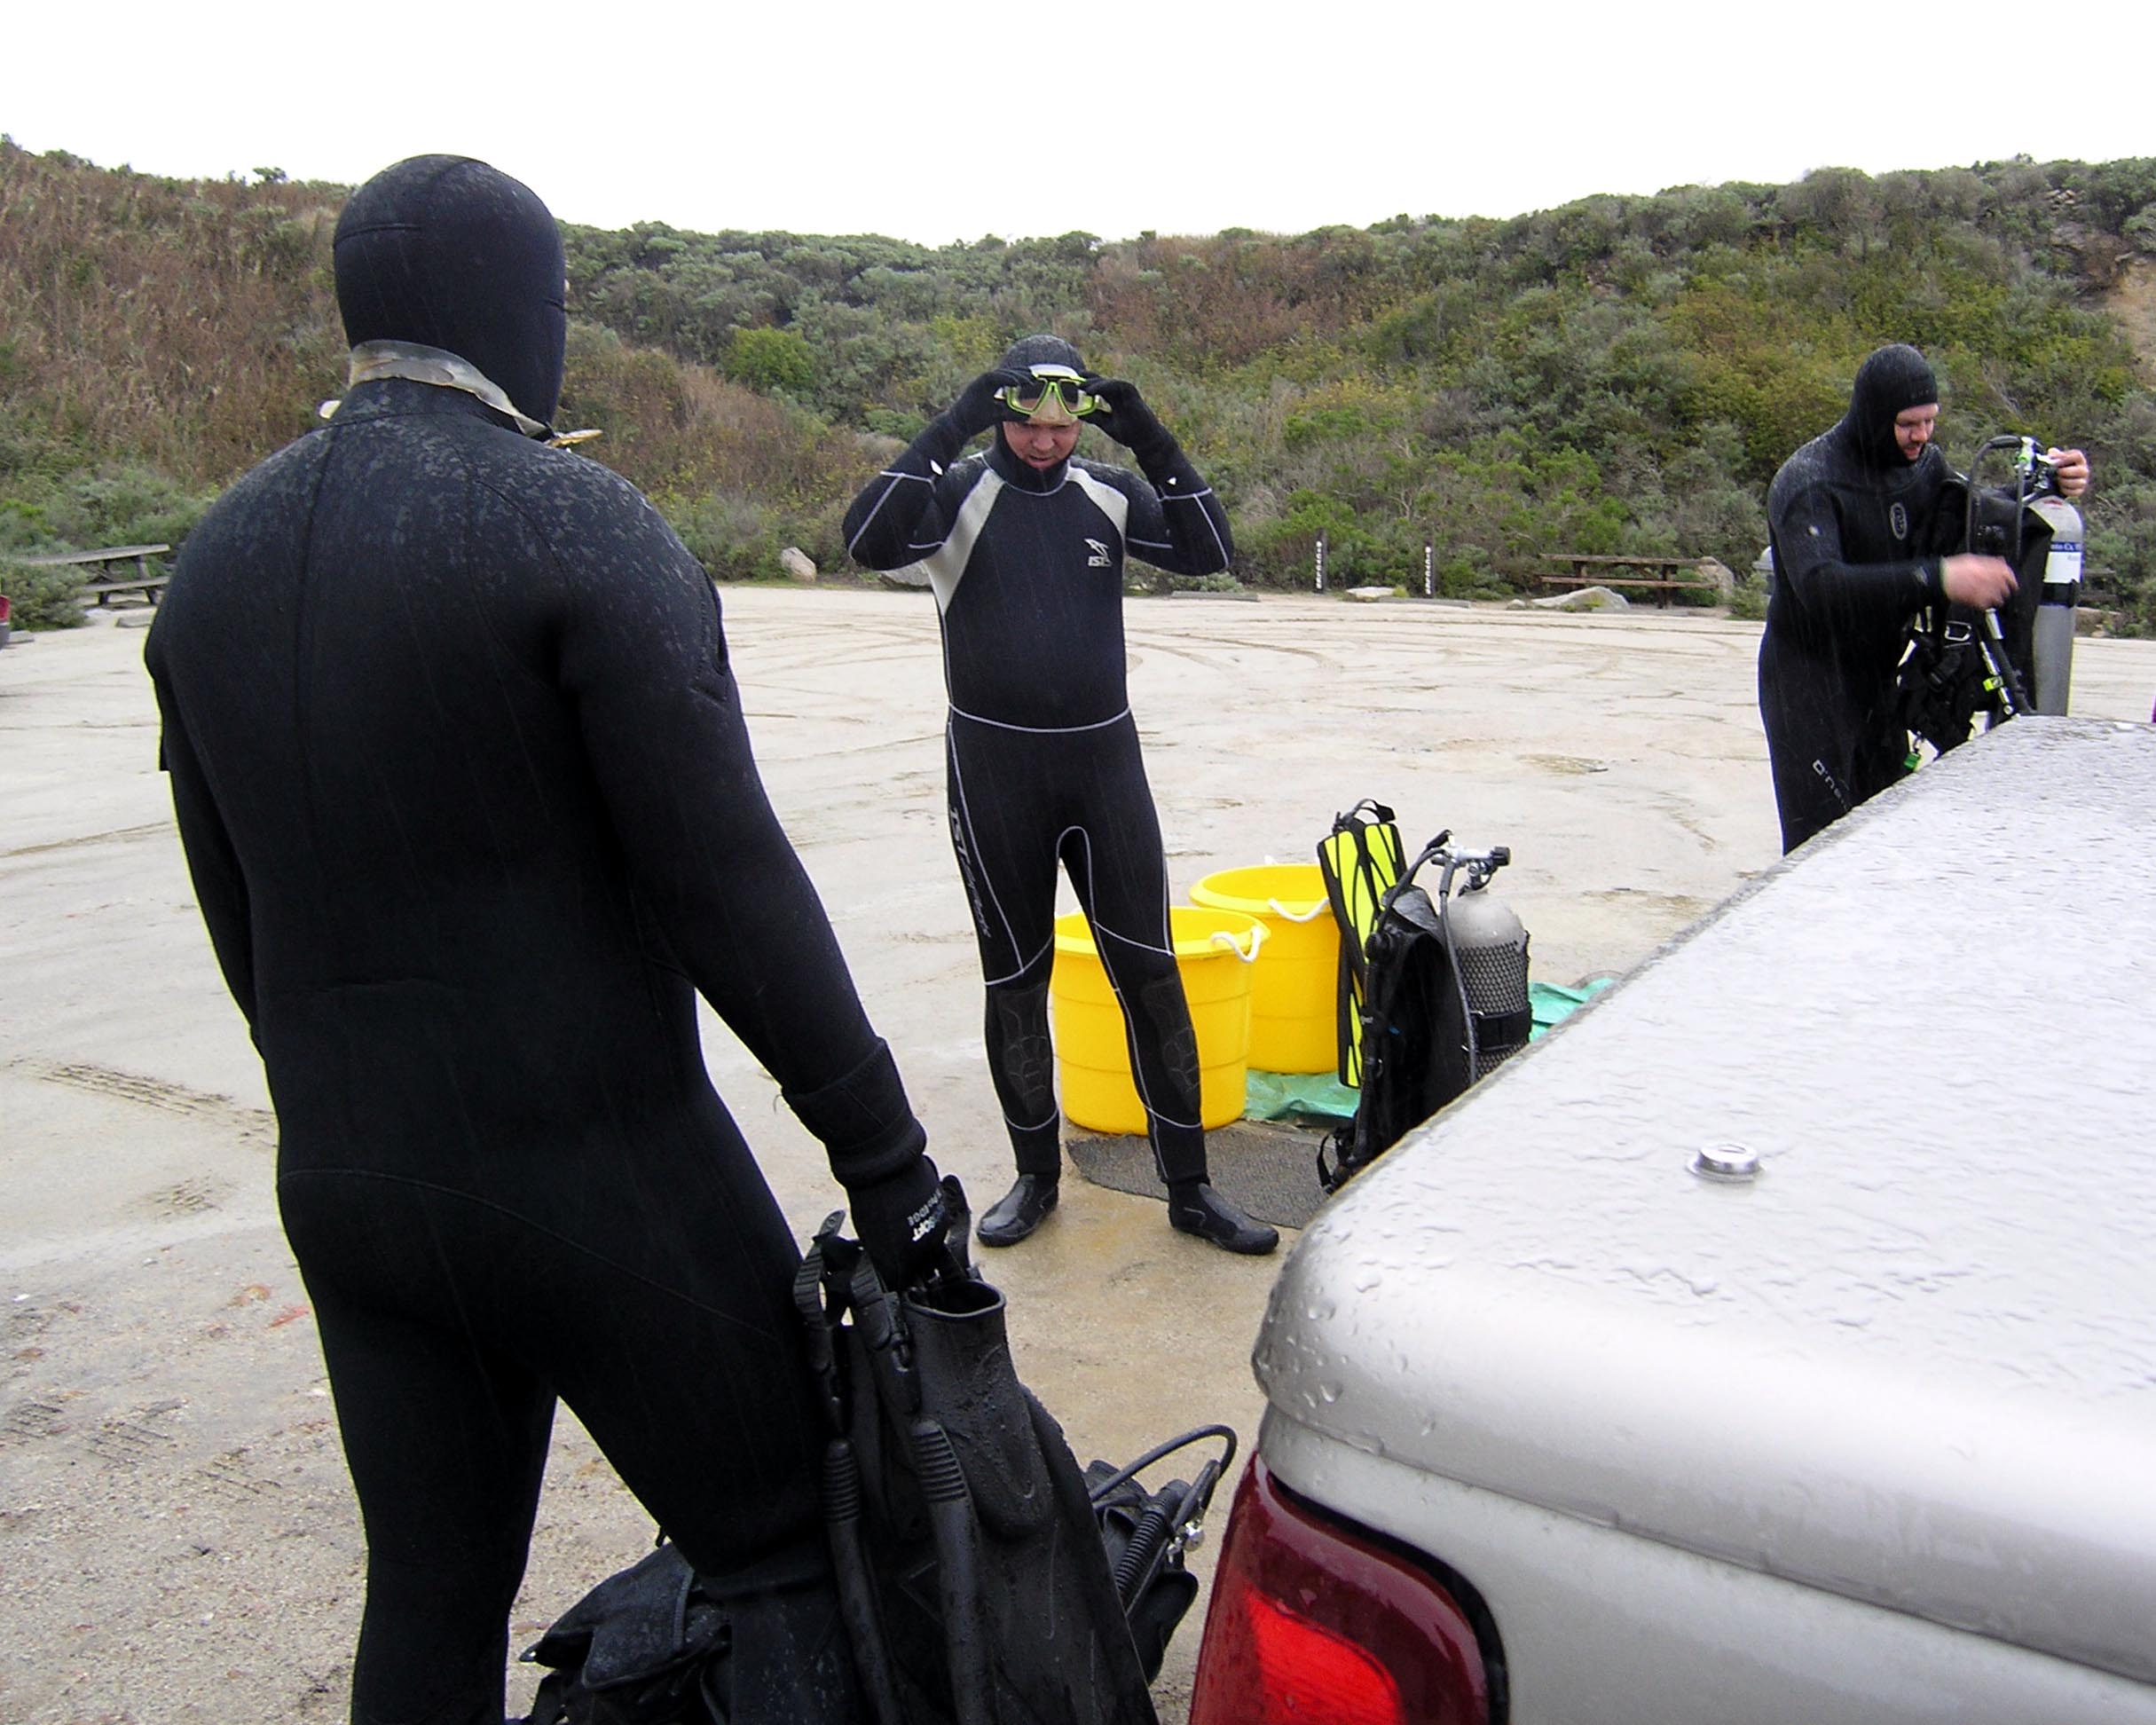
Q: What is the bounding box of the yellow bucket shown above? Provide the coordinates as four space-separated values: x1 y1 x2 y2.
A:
1050 906 1265 1136
1188 864 1339 1075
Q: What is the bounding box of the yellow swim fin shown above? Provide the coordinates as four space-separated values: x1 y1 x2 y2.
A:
1316 800 1406 1087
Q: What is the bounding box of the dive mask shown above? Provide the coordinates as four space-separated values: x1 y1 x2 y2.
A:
996 365 1101 425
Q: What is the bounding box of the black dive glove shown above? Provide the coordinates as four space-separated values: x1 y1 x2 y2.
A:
944 368 1025 441
845 1152 958 1288
1083 377 1176 464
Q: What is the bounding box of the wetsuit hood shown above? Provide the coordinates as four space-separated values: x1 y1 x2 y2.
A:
999 334 1089 376
334 155 566 430
1837 343 1939 472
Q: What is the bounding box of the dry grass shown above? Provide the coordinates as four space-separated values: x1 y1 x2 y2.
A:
2105 256 2156 388
0 144 863 537
0 146 343 484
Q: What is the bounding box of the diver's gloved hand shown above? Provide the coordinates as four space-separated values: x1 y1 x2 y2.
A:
846 1151 958 1288
1941 553 2018 610
945 369 1025 441
1082 377 1175 463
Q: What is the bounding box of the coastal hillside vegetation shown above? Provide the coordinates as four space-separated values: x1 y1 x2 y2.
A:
4 138 2155 630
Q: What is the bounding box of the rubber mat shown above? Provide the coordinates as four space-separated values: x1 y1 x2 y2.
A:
1066 1120 1329 1232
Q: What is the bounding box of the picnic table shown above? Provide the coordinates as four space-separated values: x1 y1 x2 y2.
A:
1538 554 1731 608
20 544 173 606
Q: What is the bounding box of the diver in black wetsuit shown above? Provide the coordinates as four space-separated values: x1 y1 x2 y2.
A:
1759 343 2089 852
146 157 948 1725
843 336 1277 1256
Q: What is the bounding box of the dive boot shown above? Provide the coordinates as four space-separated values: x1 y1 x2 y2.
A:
1168 1182 1279 1256
977 1174 1058 1247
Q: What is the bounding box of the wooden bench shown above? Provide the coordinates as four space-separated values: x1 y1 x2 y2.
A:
21 544 173 607
1538 555 1730 609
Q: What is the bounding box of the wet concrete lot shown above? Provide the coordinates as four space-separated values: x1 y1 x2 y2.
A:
4 588 2151 1721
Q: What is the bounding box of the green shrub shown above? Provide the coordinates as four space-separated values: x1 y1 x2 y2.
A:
0 461 215 560
1436 548 1506 600
661 489 789 582
0 461 208 630
1126 564 1247 595
725 327 816 398
0 556 91 630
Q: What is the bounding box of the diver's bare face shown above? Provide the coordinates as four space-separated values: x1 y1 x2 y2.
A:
1894 404 1940 461
1003 418 1080 471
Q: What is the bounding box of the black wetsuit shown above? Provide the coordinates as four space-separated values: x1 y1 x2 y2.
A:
1759 347 1954 852
843 419 1233 1182
147 158 916 1725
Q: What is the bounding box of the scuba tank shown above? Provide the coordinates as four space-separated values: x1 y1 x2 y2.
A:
2027 490 2082 715
1964 434 2077 717
1443 862 1531 1081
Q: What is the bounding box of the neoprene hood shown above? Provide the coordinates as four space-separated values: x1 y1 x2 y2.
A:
1000 334 1088 376
334 155 567 429
1842 343 1940 469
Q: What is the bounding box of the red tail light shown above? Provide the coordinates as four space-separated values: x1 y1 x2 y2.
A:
1190 1457 1494 1725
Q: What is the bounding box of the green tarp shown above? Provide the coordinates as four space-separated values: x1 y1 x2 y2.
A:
1240 978 1616 1122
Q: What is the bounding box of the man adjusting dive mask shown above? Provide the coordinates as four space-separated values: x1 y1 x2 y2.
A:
926 334 1179 477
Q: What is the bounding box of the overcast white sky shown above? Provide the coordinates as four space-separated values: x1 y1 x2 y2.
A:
5 1 2152 244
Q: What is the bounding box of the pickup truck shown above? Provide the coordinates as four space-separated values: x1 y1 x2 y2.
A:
1188 717 2156 1724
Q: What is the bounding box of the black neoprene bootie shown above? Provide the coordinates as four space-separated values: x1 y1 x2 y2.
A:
1168 1182 1279 1256
977 1174 1058 1247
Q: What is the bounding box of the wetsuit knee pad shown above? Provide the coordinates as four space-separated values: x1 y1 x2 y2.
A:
1132 971 1201 1098
987 981 1056 1113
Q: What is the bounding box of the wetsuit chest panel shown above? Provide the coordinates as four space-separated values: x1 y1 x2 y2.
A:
1824 474 1930 568
1801 480 1921 666
937 467 1132 729
1066 466 1131 542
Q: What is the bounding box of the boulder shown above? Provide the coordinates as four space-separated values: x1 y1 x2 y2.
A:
1526 586 1631 611
778 546 817 584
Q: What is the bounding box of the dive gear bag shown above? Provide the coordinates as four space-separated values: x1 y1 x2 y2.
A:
520 1179 1231 1724
1318 831 1531 1194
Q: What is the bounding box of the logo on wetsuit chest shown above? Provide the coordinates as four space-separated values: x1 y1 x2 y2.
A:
1084 538 1112 568
1889 501 1909 541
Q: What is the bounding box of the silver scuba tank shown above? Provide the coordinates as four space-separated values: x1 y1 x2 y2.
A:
1445 872 1530 1080
2027 492 2082 716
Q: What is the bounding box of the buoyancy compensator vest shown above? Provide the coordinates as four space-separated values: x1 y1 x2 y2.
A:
1318 830 1531 1194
